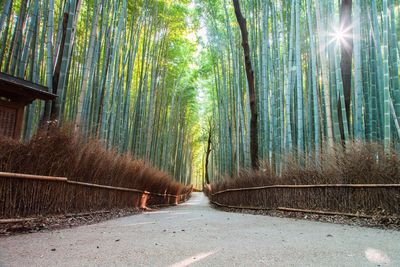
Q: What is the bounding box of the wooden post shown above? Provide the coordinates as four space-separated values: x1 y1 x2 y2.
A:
140 191 149 209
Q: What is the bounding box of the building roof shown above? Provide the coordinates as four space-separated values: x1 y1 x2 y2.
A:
0 72 57 103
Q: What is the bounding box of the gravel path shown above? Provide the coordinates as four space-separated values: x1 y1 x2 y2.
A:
1 192 399 267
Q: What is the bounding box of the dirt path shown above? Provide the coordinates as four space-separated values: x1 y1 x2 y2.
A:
1 192 399 266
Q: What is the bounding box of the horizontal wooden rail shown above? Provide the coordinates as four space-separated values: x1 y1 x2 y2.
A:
276 207 375 219
0 172 67 182
0 218 36 224
0 172 190 198
67 180 143 193
211 183 400 196
210 200 271 211
209 200 398 220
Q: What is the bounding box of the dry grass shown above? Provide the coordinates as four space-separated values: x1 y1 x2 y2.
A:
0 127 192 218
208 142 400 216
212 142 400 191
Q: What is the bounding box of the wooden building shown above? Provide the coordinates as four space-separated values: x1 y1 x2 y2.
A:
0 72 56 139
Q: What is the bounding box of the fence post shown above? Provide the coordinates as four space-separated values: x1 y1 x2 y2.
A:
140 191 149 209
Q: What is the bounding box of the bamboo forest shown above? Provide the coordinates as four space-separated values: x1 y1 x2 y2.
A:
2 1 400 264
1 0 400 188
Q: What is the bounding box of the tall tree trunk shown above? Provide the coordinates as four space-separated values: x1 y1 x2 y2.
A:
340 0 353 133
43 0 55 122
205 121 213 184
232 0 258 169
50 12 68 119
53 0 81 120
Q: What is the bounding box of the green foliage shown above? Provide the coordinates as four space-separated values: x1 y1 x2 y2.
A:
2 0 400 187
0 0 200 186
198 0 400 182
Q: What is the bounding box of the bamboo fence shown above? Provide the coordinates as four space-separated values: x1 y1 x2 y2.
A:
209 183 400 217
0 172 192 218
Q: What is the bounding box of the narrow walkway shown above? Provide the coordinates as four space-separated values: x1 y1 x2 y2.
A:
0 193 399 266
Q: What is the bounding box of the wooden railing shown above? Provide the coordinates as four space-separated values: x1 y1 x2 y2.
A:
0 172 192 218
209 183 400 218
211 183 400 196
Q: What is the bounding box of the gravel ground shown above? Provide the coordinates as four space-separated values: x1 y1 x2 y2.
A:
211 205 400 230
0 209 141 236
1 192 399 267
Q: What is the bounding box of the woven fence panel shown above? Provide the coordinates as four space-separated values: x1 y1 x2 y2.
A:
210 186 400 216
0 106 16 138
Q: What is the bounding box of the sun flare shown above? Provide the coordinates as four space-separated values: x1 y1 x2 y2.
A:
329 24 354 48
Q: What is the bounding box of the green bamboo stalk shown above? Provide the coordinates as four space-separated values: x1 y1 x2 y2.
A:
295 0 304 152
306 0 320 153
382 0 392 149
75 0 102 132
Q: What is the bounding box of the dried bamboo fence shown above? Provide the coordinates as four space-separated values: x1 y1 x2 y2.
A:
0 172 192 219
208 184 400 217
